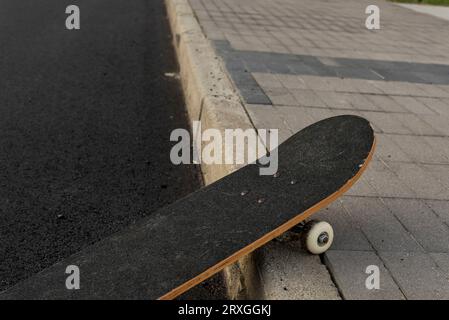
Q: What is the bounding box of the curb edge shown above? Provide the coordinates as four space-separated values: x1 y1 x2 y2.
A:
165 0 261 299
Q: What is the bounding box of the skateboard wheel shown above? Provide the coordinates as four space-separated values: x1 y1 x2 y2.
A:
302 220 334 255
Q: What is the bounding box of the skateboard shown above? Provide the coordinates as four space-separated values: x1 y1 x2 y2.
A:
0 115 375 300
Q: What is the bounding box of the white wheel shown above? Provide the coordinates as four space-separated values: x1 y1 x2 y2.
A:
303 220 334 254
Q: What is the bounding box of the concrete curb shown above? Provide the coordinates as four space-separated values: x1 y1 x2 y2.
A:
165 0 254 182
165 0 260 299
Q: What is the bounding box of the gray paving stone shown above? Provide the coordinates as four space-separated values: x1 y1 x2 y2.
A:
379 251 449 300
344 176 379 197
225 57 246 71
388 162 449 200
317 57 341 67
264 87 297 106
302 107 336 122
437 85 449 97
424 136 449 161
317 91 354 110
340 197 422 252
362 161 416 198
391 96 436 115
420 114 449 136
227 69 272 105
382 198 449 253
286 63 322 77
325 250 405 300
418 97 449 117
252 72 284 89
274 105 315 132
389 134 449 164
371 81 426 96
289 89 327 107
374 134 411 163
276 74 308 90
296 76 331 91
366 95 406 113
229 69 255 86
422 164 449 195
395 113 442 136
426 200 449 226
345 93 380 111
334 67 381 81
263 58 295 74
430 253 449 274
242 89 273 105
417 84 449 98
349 80 384 94
415 71 449 85
360 112 412 135
324 77 358 93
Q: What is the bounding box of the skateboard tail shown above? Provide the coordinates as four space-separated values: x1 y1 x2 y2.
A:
158 135 376 300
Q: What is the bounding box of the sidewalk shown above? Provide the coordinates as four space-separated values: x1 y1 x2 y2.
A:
398 3 449 22
181 0 449 299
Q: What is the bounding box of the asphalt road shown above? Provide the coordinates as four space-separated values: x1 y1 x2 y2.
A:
0 0 203 292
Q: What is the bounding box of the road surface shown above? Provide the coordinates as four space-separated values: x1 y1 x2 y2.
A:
0 0 205 295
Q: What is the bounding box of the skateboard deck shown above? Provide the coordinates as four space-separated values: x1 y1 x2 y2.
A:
1 115 375 300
